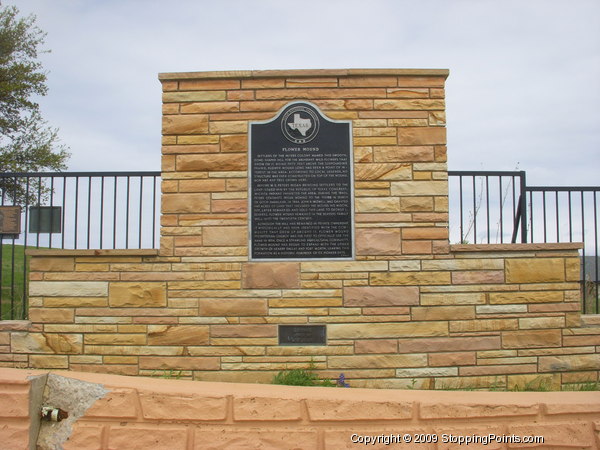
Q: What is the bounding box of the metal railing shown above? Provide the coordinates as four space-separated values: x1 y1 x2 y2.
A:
1 171 161 319
1 170 598 318
449 171 599 314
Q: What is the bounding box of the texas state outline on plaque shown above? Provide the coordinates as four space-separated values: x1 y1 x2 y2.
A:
287 113 312 136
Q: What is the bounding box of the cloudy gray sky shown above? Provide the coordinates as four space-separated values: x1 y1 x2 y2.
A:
14 0 600 186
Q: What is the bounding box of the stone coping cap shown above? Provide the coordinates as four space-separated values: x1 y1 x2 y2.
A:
451 243 583 252
0 367 598 406
25 249 159 257
158 68 450 81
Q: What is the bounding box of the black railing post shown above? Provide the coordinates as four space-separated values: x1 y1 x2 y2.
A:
519 170 527 243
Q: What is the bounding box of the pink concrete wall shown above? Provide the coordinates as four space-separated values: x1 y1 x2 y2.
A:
1 367 599 449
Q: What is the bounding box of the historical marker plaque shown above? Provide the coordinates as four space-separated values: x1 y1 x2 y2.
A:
249 102 354 260
279 325 327 346
0 206 21 237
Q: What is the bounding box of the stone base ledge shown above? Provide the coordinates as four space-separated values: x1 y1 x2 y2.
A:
451 243 583 252
25 249 159 257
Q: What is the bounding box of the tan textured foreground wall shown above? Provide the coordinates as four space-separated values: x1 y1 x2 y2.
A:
1 368 599 449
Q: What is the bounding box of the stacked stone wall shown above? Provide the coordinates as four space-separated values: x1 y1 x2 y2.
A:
0 70 598 388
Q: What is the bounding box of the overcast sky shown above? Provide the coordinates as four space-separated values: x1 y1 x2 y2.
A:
13 0 600 186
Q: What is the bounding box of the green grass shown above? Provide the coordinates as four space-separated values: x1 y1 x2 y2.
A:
1 244 29 320
272 362 341 387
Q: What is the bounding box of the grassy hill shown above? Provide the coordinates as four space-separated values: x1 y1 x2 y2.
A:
1 244 28 320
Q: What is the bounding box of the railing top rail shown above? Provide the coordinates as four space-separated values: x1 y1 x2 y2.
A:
0 171 161 178
448 170 525 177
526 186 600 192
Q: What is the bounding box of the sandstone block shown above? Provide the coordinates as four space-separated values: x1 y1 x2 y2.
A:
199 298 267 316
402 227 448 240
354 136 397 146
539 354 600 372
328 354 427 369
422 259 504 271
138 356 220 370
397 127 446 145
390 180 447 196
374 99 445 110
242 262 300 288
179 79 240 90
355 197 400 213
400 196 434 212
518 317 565 329
386 87 429 98
220 134 247 152
161 193 210 213
412 306 475 321
210 324 277 338
373 146 434 162
398 336 501 353
402 240 432 254
162 114 208 135
180 101 238 114
84 334 146 345
302 261 388 272
421 293 486 305
429 111 446 125
176 153 247 171
354 339 398 354
28 308 74 323
370 271 451 285
476 304 527 314
178 179 226 192
450 319 517 332
203 226 247 246
11 332 82 354
329 322 447 339
451 270 504 284
29 355 69 368
355 228 402 255
502 329 562 349
429 351 475 367
164 90 226 102
489 291 563 304
343 286 419 307
211 199 247 213
565 257 580 281
209 120 247 134
29 257 74 272
505 258 565 283
29 281 108 297
109 282 167 307
354 163 411 181
396 367 458 377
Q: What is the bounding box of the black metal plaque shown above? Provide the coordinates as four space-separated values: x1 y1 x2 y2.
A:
279 325 326 345
29 206 62 233
249 102 353 260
